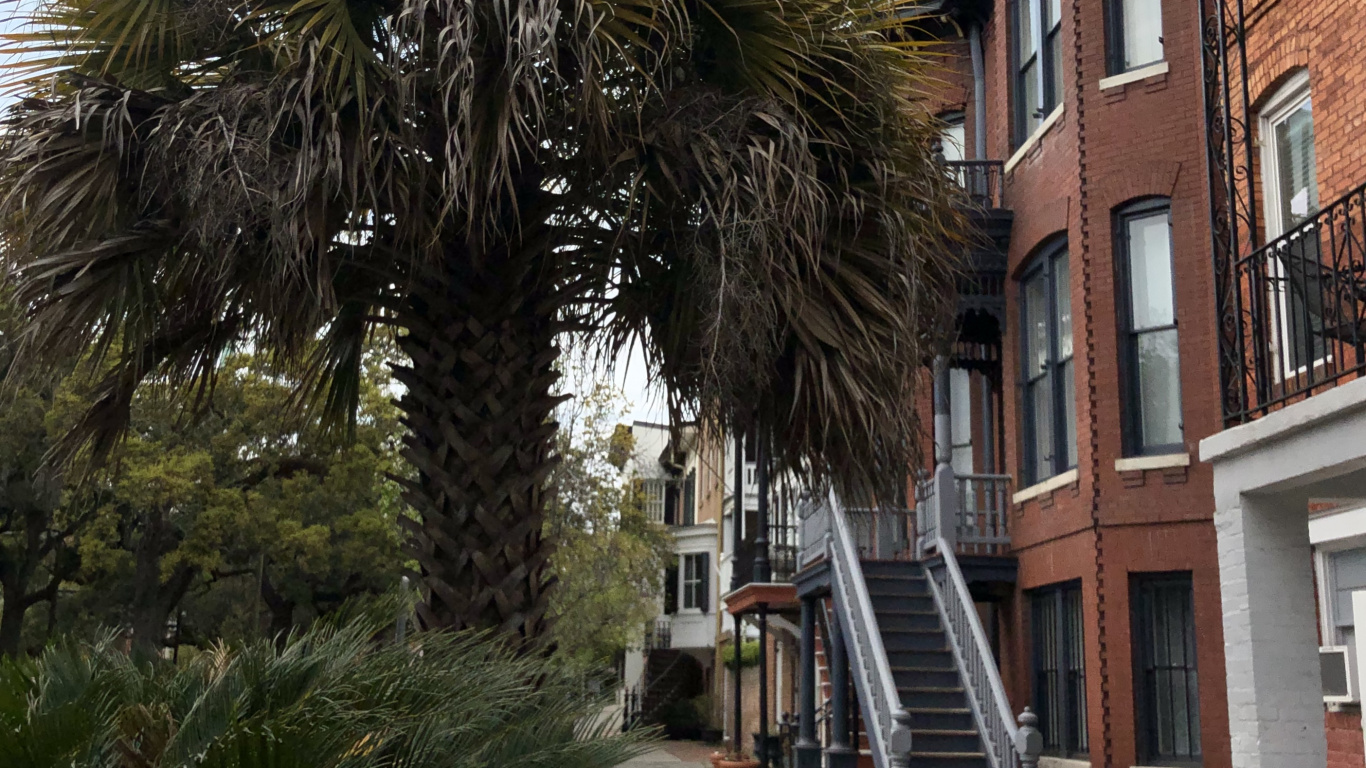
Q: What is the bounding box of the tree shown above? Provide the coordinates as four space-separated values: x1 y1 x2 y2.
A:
60 348 405 656
546 379 672 664
0 0 963 646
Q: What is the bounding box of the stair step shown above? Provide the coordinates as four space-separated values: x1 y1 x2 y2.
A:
907 752 989 768
876 611 942 631
899 687 968 709
880 629 947 652
903 707 976 731
885 649 955 669
911 729 984 753
864 574 930 596
870 594 935 612
892 667 961 688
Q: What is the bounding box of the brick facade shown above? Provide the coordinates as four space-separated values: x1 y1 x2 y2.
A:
916 0 1241 765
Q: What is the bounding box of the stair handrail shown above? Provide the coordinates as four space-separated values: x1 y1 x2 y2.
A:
824 489 904 768
924 538 1019 768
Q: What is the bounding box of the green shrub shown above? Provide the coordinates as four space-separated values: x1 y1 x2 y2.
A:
721 639 761 667
0 609 653 768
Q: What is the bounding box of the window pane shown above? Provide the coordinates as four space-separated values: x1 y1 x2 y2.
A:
1332 548 1366 628
1025 272 1051 378
1127 211 1175 330
1022 60 1041 134
942 121 966 163
1047 0 1061 30
1017 0 1036 60
1274 96 1318 229
1028 378 1053 481
1054 255 1073 361
1046 30 1064 112
1121 0 1164 69
1061 358 1077 469
1137 329 1182 448
1065 588 1088 753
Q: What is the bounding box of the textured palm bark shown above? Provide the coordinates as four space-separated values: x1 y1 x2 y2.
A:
394 252 562 646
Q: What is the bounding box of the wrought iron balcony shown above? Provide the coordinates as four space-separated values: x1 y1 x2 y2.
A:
644 618 672 651
943 160 1011 349
1221 181 1366 424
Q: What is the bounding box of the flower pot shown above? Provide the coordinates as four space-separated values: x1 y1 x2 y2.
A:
716 759 760 768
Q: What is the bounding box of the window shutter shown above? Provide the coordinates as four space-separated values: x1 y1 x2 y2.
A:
664 558 679 614
698 553 710 613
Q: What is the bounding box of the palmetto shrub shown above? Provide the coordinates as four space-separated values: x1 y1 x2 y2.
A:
0 612 651 768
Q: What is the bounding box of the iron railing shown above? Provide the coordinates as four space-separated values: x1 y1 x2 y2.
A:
924 540 1022 768
1225 182 1366 423
798 495 830 569
644 619 672 651
821 491 906 768
946 160 1006 210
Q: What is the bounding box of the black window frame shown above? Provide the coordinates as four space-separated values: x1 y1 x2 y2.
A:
1011 0 1064 147
1131 572 1201 766
1116 199 1184 457
1104 0 1165 76
1019 240 1076 486
1030 581 1088 758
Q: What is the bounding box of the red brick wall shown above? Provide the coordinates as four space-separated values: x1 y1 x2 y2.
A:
1325 709 1365 768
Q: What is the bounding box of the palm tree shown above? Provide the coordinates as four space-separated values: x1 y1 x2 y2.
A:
0 606 651 767
0 0 962 646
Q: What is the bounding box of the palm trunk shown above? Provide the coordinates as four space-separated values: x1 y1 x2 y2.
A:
395 250 561 647
0 582 25 656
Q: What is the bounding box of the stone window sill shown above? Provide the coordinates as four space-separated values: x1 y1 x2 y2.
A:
1114 453 1191 473
1099 60 1169 91
1012 468 1080 505
1004 104 1065 175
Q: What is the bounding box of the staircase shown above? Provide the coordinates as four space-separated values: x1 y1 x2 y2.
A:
863 561 986 768
804 490 1040 768
640 648 704 725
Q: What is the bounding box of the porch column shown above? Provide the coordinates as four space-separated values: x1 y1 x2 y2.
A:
757 604 770 767
932 355 958 552
754 428 771 583
826 613 857 768
795 597 821 768
733 612 744 755
733 430 744 591
1216 493 1325 767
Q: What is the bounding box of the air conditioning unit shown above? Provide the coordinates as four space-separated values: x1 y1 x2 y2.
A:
1321 645 1359 703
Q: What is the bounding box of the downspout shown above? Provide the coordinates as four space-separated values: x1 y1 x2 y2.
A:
969 22 987 161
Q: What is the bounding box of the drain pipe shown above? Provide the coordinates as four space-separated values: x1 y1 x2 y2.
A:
969 22 987 161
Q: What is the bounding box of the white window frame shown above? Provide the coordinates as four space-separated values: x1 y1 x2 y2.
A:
1309 505 1366 645
681 552 706 612
1258 70 1326 378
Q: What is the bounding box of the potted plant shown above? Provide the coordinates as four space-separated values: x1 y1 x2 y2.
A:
714 751 760 768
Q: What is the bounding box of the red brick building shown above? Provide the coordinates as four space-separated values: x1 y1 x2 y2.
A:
911 0 1232 765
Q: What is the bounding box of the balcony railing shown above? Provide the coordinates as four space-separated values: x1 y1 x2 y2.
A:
916 472 1012 557
946 160 1005 210
1224 182 1366 424
644 619 672 651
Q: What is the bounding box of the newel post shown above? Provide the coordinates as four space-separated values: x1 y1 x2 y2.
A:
888 708 914 768
931 356 959 552
1014 707 1043 768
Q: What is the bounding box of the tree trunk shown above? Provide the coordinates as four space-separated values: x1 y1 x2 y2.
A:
0 583 25 656
129 509 196 658
395 250 561 647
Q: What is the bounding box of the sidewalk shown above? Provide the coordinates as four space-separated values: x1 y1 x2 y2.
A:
619 741 718 768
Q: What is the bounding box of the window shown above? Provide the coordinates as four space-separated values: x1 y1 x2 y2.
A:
1132 573 1200 765
1020 243 1076 485
1032 582 1087 757
682 469 697 526
640 479 667 523
1259 71 1323 372
1117 201 1183 455
1319 546 1366 647
1107 0 1163 74
1013 0 1063 144
940 113 966 163
682 553 709 611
